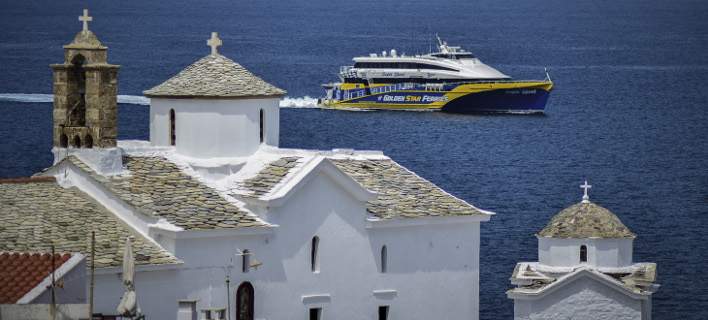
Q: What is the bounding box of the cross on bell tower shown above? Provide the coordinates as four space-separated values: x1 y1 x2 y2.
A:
50 9 120 150
580 180 592 203
79 9 92 32
207 32 222 55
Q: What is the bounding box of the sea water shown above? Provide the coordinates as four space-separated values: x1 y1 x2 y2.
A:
1 0 707 318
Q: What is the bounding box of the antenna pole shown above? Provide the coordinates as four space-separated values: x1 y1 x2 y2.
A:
226 273 231 320
50 244 56 320
88 231 95 320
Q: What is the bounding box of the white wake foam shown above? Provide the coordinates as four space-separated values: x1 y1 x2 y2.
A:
0 93 150 105
0 93 53 103
0 93 321 109
279 96 320 108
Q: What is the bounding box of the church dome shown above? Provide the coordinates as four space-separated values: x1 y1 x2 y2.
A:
144 53 286 99
537 201 635 239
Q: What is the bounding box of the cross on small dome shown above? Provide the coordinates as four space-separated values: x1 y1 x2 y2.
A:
79 9 93 32
207 32 222 55
580 180 592 203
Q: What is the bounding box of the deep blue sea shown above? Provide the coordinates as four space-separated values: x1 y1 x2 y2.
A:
1 0 707 318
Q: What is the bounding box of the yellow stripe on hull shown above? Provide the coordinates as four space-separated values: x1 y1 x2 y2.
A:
322 81 553 112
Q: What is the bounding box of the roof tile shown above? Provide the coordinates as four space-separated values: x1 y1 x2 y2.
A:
144 54 285 98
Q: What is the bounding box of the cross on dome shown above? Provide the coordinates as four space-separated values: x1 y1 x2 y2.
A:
207 32 222 55
79 9 93 32
580 180 592 203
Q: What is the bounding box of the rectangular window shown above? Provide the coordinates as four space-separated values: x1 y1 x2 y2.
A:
309 307 321 320
378 306 389 320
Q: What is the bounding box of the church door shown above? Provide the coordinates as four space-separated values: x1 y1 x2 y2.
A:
236 282 254 320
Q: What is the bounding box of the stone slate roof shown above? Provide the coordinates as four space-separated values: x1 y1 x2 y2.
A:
0 252 73 303
0 178 179 268
331 159 487 219
235 157 486 219
64 30 106 49
66 156 267 230
509 262 657 296
537 201 635 239
143 54 286 98
237 157 302 197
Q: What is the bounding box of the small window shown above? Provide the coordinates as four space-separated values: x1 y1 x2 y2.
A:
169 109 176 146
380 245 387 273
580 245 588 263
259 109 265 143
242 249 250 273
309 308 321 320
378 306 389 320
311 236 319 273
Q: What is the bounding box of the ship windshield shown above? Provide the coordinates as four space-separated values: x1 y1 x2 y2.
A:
353 62 457 71
432 53 475 59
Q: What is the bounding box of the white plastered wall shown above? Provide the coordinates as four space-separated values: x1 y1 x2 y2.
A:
149 97 280 158
91 169 484 320
538 237 633 268
513 276 643 320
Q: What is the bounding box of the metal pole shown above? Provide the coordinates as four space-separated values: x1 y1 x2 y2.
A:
88 231 95 320
50 244 56 320
226 274 231 320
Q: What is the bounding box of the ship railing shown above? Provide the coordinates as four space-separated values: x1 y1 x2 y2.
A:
339 66 357 78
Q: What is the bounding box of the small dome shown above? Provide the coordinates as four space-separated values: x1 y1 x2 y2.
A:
538 201 635 239
65 30 106 49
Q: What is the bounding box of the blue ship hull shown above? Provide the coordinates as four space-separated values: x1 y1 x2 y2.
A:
442 87 551 114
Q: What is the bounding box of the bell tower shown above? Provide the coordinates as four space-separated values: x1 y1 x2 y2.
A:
51 9 119 149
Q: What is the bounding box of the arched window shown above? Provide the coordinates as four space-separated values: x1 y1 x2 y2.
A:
580 245 588 263
380 245 387 273
169 109 176 146
68 54 87 127
84 134 93 148
242 249 250 273
311 236 319 273
236 282 254 320
259 109 265 143
60 134 68 148
72 135 81 148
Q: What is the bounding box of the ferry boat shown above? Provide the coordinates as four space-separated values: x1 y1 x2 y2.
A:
320 36 553 113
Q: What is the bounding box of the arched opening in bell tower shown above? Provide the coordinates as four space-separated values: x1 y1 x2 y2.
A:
84 134 93 148
72 135 82 148
60 134 69 148
68 54 87 126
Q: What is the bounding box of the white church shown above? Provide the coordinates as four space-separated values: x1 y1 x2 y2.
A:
507 182 659 320
0 10 495 320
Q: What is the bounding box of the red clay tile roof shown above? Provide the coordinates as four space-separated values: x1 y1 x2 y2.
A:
0 252 72 304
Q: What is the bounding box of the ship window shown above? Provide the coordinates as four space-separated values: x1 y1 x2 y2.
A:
354 62 457 72
580 245 587 263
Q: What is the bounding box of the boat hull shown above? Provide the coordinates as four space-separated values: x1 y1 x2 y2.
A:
321 81 553 114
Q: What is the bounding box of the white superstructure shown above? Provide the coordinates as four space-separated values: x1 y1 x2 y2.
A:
341 36 511 83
